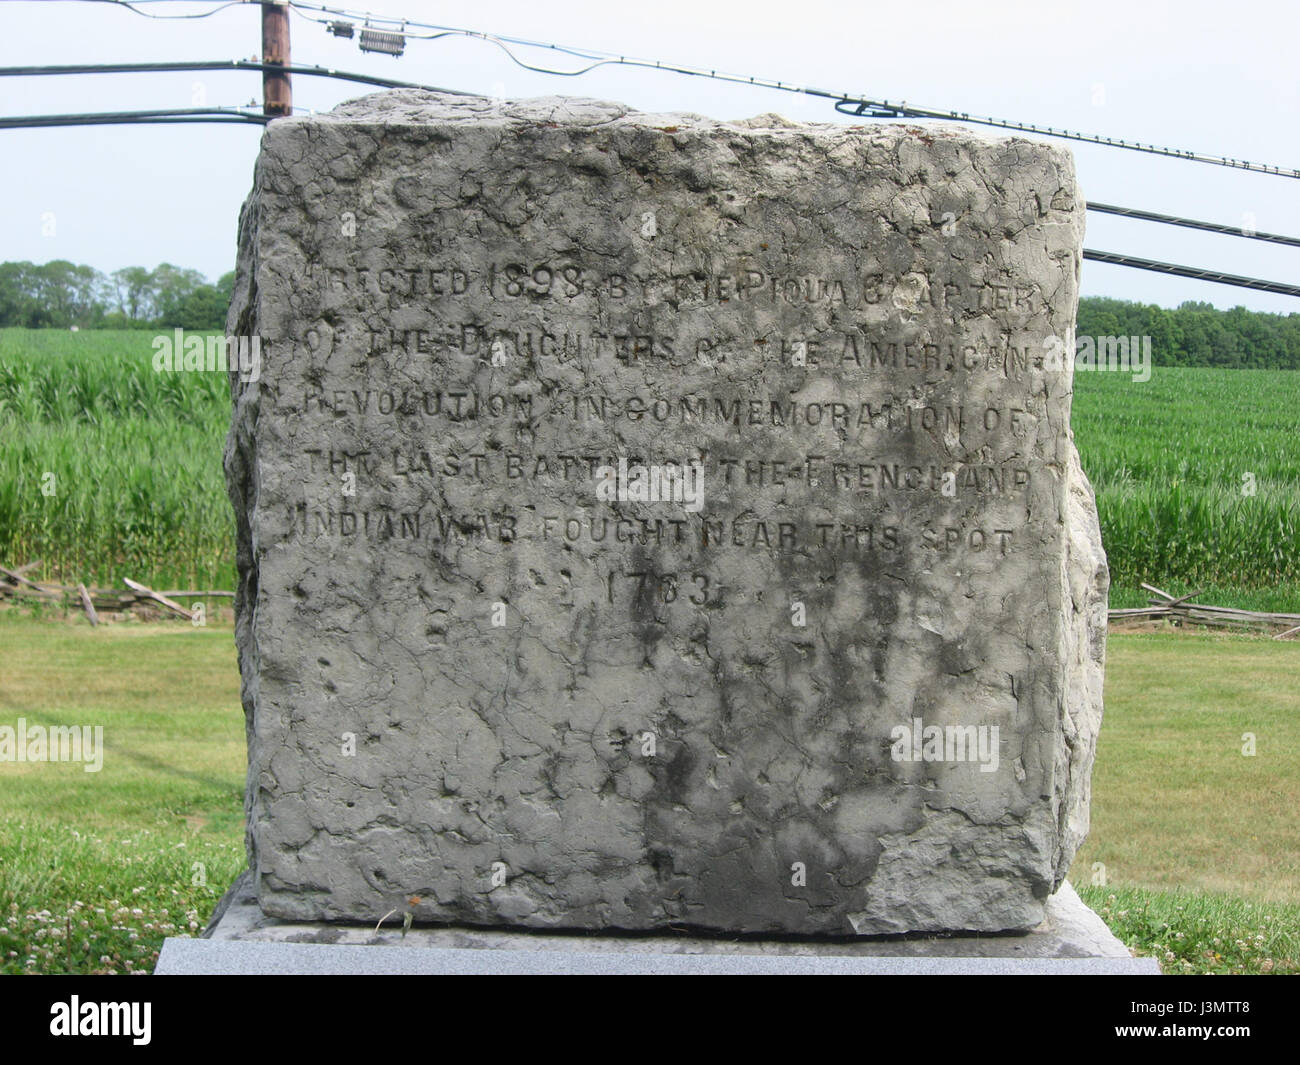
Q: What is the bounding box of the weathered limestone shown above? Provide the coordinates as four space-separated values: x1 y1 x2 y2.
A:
225 91 1107 934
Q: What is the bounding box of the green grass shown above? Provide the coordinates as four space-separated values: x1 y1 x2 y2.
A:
1075 885 1298 974
0 825 243 974
1074 632 1300 902
0 612 244 974
0 617 1296 974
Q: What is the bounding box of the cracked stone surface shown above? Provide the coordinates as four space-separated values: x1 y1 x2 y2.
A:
225 91 1108 934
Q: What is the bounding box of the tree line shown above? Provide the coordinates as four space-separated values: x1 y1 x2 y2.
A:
0 260 233 331
1 259 1299 367
1077 296 1300 369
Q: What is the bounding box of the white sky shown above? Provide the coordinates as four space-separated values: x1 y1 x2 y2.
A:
1 0 1297 313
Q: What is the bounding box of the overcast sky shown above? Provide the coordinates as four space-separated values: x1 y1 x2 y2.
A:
1 0 1296 313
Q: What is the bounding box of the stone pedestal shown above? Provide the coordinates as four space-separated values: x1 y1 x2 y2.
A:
154 874 1155 974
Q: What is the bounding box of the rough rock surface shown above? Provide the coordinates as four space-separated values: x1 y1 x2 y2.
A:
225 91 1108 934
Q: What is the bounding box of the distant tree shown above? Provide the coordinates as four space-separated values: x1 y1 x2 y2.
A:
110 266 157 322
33 261 104 327
1 261 1296 367
150 263 208 325
0 261 106 327
0 261 38 326
1073 296 1299 369
170 283 230 330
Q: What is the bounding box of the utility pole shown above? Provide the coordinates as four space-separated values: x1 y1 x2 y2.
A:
261 1 291 118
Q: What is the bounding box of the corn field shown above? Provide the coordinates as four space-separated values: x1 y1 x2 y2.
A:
1 328 1298 606
1071 366 1300 605
0 329 232 589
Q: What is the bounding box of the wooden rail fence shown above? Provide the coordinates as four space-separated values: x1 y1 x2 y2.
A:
3 564 1297 637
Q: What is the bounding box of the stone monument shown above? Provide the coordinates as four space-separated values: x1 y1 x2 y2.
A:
224 91 1108 936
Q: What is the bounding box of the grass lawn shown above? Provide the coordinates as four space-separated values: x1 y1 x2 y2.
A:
0 612 244 973
0 612 1295 973
1075 631 1300 902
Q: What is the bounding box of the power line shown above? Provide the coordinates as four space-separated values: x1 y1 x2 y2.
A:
8 122 1294 300
5 2 1296 299
9 64 1300 252
0 59 468 95
21 0 1300 178
0 107 269 128
283 0 1300 180
8 63 1300 258
1082 250 1300 299
1087 202 1300 248
59 0 247 18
